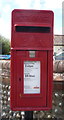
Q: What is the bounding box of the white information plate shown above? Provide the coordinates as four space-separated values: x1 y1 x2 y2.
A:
24 61 40 94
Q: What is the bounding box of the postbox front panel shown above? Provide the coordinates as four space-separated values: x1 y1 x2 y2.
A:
11 9 53 111
11 51 48 110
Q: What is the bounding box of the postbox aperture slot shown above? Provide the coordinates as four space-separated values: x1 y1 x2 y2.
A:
15 26 50 33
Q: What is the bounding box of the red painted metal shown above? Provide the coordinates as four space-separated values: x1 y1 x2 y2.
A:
10 9 54 111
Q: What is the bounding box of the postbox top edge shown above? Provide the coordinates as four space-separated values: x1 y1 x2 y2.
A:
12 9 54 15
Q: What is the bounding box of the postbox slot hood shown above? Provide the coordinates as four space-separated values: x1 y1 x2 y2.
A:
15 26 50 33
14 23 52 27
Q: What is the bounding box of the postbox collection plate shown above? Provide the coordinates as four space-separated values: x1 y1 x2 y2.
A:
24 61 40 94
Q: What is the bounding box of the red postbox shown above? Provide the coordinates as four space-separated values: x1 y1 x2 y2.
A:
10 9 54 111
